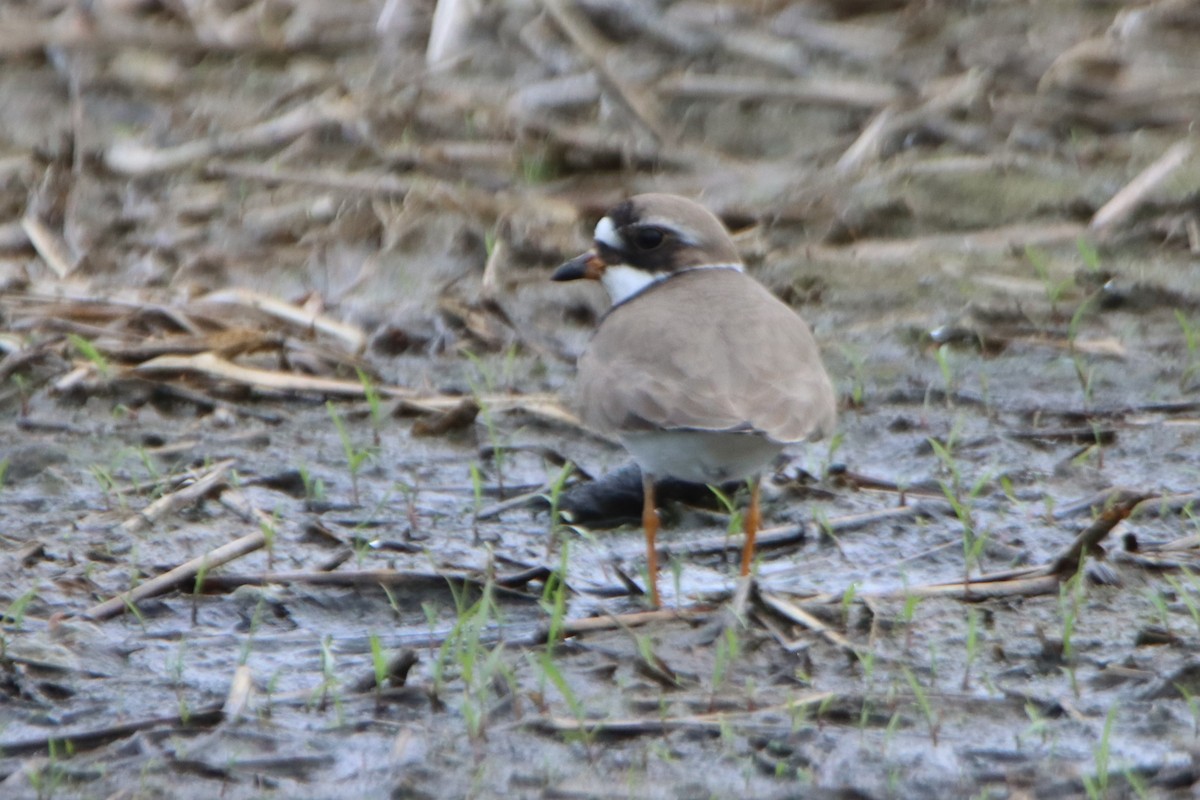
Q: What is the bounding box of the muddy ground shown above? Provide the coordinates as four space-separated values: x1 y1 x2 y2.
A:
2 0 1200 797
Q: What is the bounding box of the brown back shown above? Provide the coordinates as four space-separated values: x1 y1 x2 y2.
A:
576 268 837 445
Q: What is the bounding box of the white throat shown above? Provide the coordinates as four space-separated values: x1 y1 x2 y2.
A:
600 263 745 306
600 265 668 305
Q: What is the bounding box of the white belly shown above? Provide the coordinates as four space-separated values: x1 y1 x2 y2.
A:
620 430 784 484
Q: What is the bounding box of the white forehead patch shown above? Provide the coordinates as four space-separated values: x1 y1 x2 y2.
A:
593 216 620 249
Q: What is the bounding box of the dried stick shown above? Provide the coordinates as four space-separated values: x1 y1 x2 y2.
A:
655 502 944 561
196 569 540 606
661 74 899 110
788 491 1153 606
1052 486 1149 520
1132 490 1200 521
85 529 267 620
0 11 373 58
757 590 859 656
120 459 235 535
222 664 254 722
145 381 285 424
0 703 225 757
537 0 673 145
199 287 367 353
910 491 1146 589
135 351 373 396
475 482 553 520
556 607 710 637
426 0 474 66
530 694 833 737
105 92 357 176
1045 491 1149 575
871 575 1062 601
133 351 579 426
836 70 986 173
1090 138 1195 232
205 159 500 215
215 485 277 525
836 105 897 173
810 221 1086 266
661 523 805 560
21 213 76 279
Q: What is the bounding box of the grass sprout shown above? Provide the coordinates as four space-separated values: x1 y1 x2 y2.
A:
68 333 112 379
327 401 375 505
1081 704 1118 800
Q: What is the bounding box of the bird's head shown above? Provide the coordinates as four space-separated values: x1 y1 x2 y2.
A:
552 194 742 305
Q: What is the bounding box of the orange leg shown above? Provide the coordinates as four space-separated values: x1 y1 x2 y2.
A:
740 475 762 577
641 471 660 608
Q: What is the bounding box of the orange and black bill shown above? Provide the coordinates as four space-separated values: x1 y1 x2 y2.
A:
552 251 606 282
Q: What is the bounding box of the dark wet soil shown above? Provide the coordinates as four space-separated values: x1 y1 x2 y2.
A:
3 1 1200 798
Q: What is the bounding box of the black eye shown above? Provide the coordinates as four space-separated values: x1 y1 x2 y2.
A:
631 227 665 250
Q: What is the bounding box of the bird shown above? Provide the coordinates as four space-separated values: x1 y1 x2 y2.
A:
553 193 837 607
